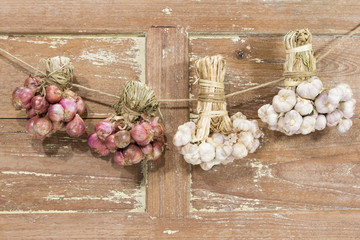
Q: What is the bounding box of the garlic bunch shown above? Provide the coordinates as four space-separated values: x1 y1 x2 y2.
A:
174 112 263 171
258 78 356 135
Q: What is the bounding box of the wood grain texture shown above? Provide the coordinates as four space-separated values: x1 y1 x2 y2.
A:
191 120 360 211
1 0 360 34
189 36 360 118
0 119 144 212
0 35 145 118
1 211 360 239
146 27 190 217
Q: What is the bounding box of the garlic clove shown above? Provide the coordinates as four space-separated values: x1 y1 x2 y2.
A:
336 83 353 102
283 110 303 134
326 109 344 127
339 98 356 119
233 118 252 132
231 143 248 159
337 119 353 133
272 89 297 113
300 115 316 135
315 114 327 131
295 97 313 116
296 76 323 99
199 142 215 163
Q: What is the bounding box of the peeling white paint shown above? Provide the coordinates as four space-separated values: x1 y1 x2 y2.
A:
79 49 118 66
163 230 179 235
251 58 264 63
162 7 173 15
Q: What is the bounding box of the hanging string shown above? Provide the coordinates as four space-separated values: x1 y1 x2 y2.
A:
0 24 359 102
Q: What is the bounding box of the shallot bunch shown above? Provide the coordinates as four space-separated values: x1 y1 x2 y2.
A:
88 116 165 166
258 77 356 135
11 76 86 139
173 112 262 170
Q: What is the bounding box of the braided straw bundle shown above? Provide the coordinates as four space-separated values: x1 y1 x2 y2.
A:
173 55 262 171
258 29 356 135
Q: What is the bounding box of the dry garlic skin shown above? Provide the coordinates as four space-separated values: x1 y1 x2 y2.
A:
296 77 323 99
272 89 297 113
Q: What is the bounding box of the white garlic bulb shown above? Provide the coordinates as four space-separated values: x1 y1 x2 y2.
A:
231 112 247 121
337 83 353 101
210 132 225 145
328 87 343 106
200 162 216 171
258 104 279 126
295 97 313 116
282 110 303 134
315 92 337 114
315 114 327 131
300 115 316 135
296 76 323 99
248 139 260 153
238 131 255 150
183 121 196 134
231 143 248 159
173 130 191 147
272 89 297 113
221 155 235 165
326 110 344 127
215 145 233 162
339 98 356 119
233 118 252 132
250 120 263 138
181 143 201 165
337 119 353 133
227 133 238 144
199 142 215 162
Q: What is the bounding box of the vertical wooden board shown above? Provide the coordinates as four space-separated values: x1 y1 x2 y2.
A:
189 36 360 118
146 27 190 217
0 35 145 118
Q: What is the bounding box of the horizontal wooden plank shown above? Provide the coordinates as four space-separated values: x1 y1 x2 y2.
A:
1 211 360 239
189 36 360 118
0 119 143 179
0 0 359 34
0 36 145 118
191 120 360 211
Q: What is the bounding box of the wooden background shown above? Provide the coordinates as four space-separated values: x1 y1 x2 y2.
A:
0 0 359 239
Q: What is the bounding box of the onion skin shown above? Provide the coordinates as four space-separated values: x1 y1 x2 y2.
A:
123 144 144 165
48 104 64 122
130 122 153 146
114 130 131 149
95 121 115 141
151 117 165 139
26 115 41 138
26 108 36 117
105 134 117 152
24 76 42 91
45 85 63 103
114 150 128 166
33 117 53 138
31 95 49 114
60 98 77 122
75 96 86 115
88 132 110 156
12 87 34 110
151 141 163 161
141 144 153 160
63 89 77 101
66 114 85 137
52 121 65 131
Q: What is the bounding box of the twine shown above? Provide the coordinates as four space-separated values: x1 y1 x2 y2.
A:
0 24 358 103
193 55 233 142
283 28 317 88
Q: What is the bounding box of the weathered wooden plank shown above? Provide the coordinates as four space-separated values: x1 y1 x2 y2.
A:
0 119 143 179
146 27 190 217
0 170 144 212
189 36 360 118
0 35 145 118
191 120 360 211
1 0 360 34
1 211 360 239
